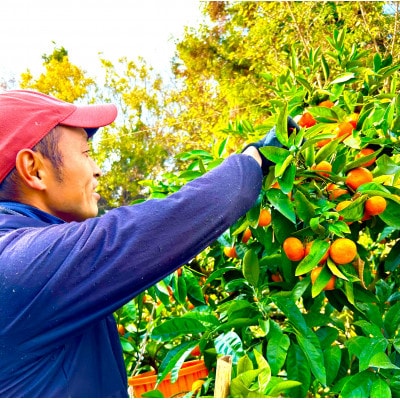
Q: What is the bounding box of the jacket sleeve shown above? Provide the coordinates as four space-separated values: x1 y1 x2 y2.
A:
0 154 262 352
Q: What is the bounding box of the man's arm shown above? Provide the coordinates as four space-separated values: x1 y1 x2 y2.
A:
0 153 262 352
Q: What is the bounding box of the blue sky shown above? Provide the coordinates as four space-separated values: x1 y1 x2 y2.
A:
0 0 203 83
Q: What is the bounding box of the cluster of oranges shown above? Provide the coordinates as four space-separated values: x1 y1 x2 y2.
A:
282 236 358 291
222 99 391 296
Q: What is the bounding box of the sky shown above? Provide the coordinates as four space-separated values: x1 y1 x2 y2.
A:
0 0 204 85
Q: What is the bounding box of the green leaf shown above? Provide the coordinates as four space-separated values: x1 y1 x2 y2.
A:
214 331 245 363
184 271 205 305
171 272 187 305
140 390 164 398
370 378 392 398
243 248 259 286
156 341 197 385
286 343 311 397
294 190 316 222
308 106 339 123
265 377 302 397
254 349 272 392
297 240 330 276
324 346 342 386
369 352 400 370
383 300 400 337
273 296 326 385
275 154 294 178
185 307 220 328
340 370 377 397
358 338 388 371
259 146 291 165
384 239 400 272
279 163 296 193
330 72 356 84
151 317 206 341
267 189 296 223
267 321 290 375
276 103 289 146
237 354 254 375
327 258 348 280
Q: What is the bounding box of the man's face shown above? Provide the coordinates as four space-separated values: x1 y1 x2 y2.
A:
43 126 102 222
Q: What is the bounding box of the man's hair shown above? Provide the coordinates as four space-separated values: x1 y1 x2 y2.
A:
0 126 64 201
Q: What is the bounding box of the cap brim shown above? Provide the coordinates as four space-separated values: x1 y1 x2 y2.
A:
61 103 118 137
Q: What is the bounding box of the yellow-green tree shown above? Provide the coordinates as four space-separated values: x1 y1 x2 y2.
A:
20 45 94 102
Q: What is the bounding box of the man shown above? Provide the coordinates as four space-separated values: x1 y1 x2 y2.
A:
0 89 275 397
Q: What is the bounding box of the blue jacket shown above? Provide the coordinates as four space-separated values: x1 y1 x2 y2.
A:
0 154 262 397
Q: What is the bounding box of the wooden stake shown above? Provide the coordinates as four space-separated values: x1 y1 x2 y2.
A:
214 355 232 398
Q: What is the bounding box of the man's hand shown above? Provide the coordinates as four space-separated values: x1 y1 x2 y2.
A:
242 116 300 175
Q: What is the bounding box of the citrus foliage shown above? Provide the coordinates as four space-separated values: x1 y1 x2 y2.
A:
118 28 400 398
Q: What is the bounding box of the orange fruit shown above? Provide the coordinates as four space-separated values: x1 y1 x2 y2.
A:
312 160 332 177
329 238 357 265
224 246 238 258
117 324 126 336
241 227 252 244
364 195 387 216
310 266 336 291
345 167 373 191
305 241 330 264
346 112 359 129
318 100 335 108
258 208 272 227
271 272 283 282
355 148 376 168
298 112 316 128
335 121 354 139
283 237 305 261
316 137 332 148
327 183 349 200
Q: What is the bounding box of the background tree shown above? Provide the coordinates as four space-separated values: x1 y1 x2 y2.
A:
20 44 94 102
170 1 399 152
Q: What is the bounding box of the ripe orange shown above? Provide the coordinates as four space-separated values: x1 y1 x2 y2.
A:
329 238 357 265
310 266 336 291
312 160 332 177
305 241 330 264
345 167 373 191
335 121 354 139
346 113 359 129
316 137 332 148
117 324 126 336
327 183 349 200
283 237 305 261
241 227 252 244
298 112 316 128
258 208 272 227
364 195 387 216
356 148 376 168
271 272 283 282
224 246 238 258
318 100 335 108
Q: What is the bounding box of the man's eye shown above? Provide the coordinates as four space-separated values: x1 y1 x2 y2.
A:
83 150 91 156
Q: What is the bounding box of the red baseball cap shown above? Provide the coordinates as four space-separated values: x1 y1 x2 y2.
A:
0 89 118 184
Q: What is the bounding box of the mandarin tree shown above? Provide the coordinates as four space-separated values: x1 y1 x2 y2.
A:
134 25 400 398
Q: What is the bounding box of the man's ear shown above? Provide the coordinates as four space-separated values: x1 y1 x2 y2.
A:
15 149 47 191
